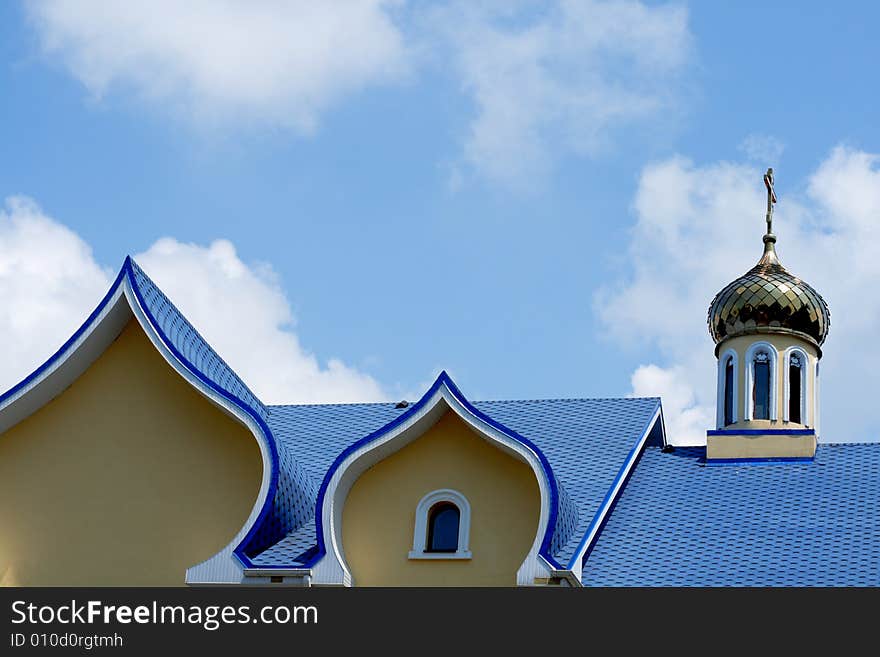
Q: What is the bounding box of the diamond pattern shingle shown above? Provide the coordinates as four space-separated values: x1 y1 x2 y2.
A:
708 248 830 346
581 444 880 586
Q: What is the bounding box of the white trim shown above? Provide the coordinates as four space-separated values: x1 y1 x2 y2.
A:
783 347 810 426
744 341 778 421
0 285 130 434
310 382 555 587
814 361 821 438
408 489 472 560
407 552 472 560
716 348 739 428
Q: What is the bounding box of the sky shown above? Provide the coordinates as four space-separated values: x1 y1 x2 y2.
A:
1 1 878 445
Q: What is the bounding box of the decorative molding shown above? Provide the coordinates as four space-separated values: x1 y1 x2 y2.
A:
706 428 816 436
409 489 472 560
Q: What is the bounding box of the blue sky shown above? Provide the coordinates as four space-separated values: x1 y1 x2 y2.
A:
1 1 878 443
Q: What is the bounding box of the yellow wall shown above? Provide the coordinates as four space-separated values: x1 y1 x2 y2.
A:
0 319 262 586
707 432 816 460
342 411 541 586
718 334 817 431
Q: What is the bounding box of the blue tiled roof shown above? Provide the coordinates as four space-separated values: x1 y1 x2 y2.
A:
252 397 661 567
581 444 880 586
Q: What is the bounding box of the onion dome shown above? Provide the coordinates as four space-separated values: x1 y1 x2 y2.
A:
708 169 830 352
707 233 830 352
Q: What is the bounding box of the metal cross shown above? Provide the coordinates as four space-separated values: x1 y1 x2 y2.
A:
763 167 777 235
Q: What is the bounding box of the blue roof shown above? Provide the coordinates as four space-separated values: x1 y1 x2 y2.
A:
251 396 661 567
581 443 880 586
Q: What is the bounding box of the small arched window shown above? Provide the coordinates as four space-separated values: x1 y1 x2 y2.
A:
789 353 803 424
753 351 771 420
410 489 472 560
426 502 460 553
723 356 735 426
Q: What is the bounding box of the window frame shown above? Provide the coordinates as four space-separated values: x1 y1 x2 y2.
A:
409 489 472 560
744 342 778 421
783 347 810 426
716 348 738 428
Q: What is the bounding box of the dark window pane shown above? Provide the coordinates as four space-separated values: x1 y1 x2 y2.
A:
724 359 735 426
427 503 459 553
754 361 770 420
790 363 802 423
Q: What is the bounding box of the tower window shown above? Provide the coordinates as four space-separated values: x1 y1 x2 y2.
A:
789 353 802 424
753 351 771 420
426 503 460 553
723 357 735 426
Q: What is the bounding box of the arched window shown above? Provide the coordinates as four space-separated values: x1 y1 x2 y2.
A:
744 343 777 422
723 356 735 426
409 489 472 560
717 349 738 428
426 502 460 553
753 351 771 420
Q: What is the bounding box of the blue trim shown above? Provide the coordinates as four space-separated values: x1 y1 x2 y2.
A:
705 456 815 465
0 265 128 409
301 371 565 571
567 403 661 570
707 429 816 436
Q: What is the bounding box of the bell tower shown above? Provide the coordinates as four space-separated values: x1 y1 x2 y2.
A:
705 169 830 461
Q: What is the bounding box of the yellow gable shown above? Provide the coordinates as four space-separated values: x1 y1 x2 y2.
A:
342 410 541 586
0 319 262 586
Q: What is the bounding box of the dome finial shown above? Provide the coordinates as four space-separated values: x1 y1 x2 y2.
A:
761 167 779 262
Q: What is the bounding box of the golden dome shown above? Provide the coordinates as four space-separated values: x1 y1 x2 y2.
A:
707 235 830 352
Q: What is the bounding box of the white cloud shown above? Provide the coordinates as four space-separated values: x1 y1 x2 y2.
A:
630 364 713 445
134 237 387 404
598 146 880 444
25 0 408 132
738 133 786 164
0 197 113 391
432 0 690 186
25 1 691 185
0 196 387 405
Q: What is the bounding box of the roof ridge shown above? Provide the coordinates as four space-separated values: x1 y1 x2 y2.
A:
127 257 267 414
268 396 661 409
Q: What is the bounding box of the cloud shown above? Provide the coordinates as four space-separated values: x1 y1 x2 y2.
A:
25 1 691 185
738 133 786 164
0 196 387 405
0 197 113 391
431 0 691 186
25 0 408 133
598 146 880 444
134 237 387 404
630 364 714 445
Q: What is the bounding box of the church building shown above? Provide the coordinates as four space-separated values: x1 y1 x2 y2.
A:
0 171 877 587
